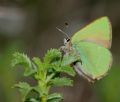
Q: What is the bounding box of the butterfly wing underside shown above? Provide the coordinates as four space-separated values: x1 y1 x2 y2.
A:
72 17 112 49
71 17 112 81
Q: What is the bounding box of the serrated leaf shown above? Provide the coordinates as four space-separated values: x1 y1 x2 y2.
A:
14 82 33 102
32 57 43 70
61 52 80 66
52 65 76 77
59 66 76 76
28 98 39 102
33 57 47 81
47 93 63 100
12 52 36 76
47 93 63 102
51 77 73 87
44 49 61 64
48 98 62 102
33 86 42 95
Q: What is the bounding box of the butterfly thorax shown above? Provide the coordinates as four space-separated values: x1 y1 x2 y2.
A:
59 38 73 55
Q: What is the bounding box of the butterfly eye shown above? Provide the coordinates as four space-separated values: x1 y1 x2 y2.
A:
66 38 70 42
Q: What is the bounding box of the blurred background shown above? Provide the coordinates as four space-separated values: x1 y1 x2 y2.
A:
0 0 120 102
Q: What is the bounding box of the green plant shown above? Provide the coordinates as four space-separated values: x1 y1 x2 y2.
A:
12 49 80 102
11 17 112 102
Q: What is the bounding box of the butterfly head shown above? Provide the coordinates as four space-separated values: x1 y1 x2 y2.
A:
63 38 72 51
64 38 70 45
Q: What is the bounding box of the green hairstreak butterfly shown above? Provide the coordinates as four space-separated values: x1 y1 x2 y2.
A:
59 16 112 82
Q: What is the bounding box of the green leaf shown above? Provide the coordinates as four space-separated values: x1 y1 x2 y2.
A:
33 86 41 96
14 82 33 102
47 93 62 100
32 57 43 70
33 84 50 97
33 57 47 81
59 66 76 76
28 98 39 102
61 53 80 66
12 52 36 76
51 77 73 87
44 49 61 64
47 93 63 102
48 98 62 102
52 65 76 77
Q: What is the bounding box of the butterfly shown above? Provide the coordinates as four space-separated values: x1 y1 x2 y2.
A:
59 16 112 82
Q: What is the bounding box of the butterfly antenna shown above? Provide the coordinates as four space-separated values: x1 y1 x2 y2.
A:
56 27 70 39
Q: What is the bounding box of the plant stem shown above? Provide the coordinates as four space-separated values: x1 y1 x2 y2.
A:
37 69 56 101
41 95 47 102
38 79 47 102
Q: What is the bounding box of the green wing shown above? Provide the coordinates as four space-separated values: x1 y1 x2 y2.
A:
71 17 112 49
71 17 112 80
73 42 112 80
